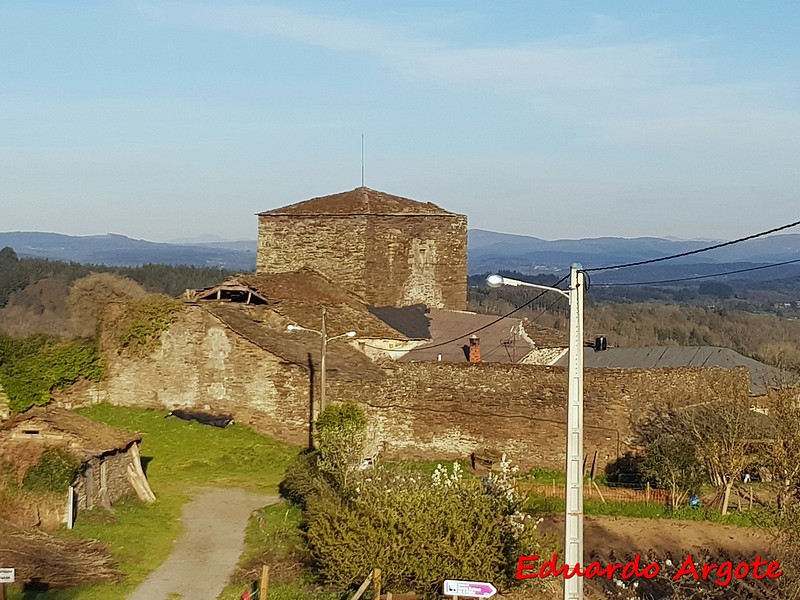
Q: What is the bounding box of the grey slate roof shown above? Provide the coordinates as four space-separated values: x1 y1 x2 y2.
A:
367 305 431 340
204 304 385 381
553 346 796 395
398 309 533 364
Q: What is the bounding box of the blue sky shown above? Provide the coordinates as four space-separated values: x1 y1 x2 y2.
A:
2 2 799 241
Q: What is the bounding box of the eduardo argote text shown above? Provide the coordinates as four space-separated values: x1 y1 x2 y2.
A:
516 553 782 586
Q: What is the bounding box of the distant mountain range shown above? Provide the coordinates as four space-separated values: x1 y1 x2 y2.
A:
468 229 800 284
0 232 257 272
2 229 800 284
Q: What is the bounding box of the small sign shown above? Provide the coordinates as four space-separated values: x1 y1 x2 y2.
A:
443 580 497 599
0 568 14 583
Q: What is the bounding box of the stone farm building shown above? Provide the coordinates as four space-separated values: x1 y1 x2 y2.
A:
0 407 155 528
64 187 776 471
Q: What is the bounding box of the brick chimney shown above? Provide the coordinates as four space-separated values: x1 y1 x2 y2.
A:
469 335 481 364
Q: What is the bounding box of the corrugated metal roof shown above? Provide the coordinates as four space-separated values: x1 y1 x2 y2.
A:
552 346 795 395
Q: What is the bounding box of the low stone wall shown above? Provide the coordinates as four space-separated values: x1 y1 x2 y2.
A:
328 362 750 470
65 307 751 470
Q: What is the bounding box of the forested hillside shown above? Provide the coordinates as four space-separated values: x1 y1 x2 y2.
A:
470 280 800 373
0 247 232 338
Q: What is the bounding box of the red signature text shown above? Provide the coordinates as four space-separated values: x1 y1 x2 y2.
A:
516 553 782 586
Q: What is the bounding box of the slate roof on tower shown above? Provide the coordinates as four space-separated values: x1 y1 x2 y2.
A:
258 187 457 216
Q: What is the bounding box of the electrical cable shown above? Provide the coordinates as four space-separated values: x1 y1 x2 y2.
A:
360 273 570 353
404 273 570 351
592 257 800 287
583 218 800 273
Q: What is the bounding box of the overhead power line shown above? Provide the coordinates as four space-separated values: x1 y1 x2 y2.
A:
584 218 800 273
408 273 570 351
362 274 570 353
593 257 800 287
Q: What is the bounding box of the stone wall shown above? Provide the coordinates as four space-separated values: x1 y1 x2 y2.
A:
257 215 368 299
77 306 314 447
257 214 467 310
328 362 750 470
71 308 750 470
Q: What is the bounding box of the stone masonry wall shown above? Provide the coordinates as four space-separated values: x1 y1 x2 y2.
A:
364 215 467 310
78 306 314 447
256 214 467 310
70 308 750 469
328 362 750 470
257 215 368 299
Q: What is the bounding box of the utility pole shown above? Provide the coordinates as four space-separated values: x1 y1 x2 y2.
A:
287 309 356 442
564 263 585 600
487 263 585 599
319 306 328 418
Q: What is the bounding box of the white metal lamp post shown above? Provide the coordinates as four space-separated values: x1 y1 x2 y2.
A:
487 264 585 600
287 306 356 420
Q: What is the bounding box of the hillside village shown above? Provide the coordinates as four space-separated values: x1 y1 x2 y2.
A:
0 187 799 600
42 187 793 471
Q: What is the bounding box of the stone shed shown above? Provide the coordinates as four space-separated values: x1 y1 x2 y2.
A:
0 407 155 516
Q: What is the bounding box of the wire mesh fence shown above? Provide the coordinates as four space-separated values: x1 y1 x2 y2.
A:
521 481 669 504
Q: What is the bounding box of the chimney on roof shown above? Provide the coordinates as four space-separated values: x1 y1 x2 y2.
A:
469 335 481 364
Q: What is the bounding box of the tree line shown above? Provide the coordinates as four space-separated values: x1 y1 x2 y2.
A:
470 274 800 372
0 246 234 308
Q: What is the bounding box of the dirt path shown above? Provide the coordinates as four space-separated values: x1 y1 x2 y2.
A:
128 488 279 600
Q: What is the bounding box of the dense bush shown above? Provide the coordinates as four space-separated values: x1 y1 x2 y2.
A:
314 402 369 492
0 338 105 412
280 404 555 597
23 447 82 492
303 459 552 597
117 295 185 355
279 451 326 508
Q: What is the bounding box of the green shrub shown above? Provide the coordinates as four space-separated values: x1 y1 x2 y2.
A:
0 340 105 412
117 295 185 355
23 447 82 492
279 451 328 508
304 460 553 597
315 402 368 492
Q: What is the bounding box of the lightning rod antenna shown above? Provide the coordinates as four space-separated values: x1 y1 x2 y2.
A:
361 134 365 187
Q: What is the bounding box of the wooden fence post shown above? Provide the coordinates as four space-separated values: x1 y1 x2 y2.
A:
259 565 269 600
351 571 374 600
373 568 381 600
645 482 651 504
592 480 606 504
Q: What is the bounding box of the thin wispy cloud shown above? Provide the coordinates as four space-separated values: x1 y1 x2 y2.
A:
139 3 791 122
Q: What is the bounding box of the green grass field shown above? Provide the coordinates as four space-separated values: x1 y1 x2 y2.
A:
7 404 774 600
9 404 300 600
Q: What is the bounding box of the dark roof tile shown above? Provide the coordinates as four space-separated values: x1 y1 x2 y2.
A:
258 187 457 216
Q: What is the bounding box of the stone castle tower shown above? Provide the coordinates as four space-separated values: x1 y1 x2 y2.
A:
256 187 467 310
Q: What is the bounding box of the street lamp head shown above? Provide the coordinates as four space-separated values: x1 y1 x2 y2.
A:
486 274 504 288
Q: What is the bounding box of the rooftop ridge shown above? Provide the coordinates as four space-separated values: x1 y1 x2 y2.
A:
258 187 457 216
